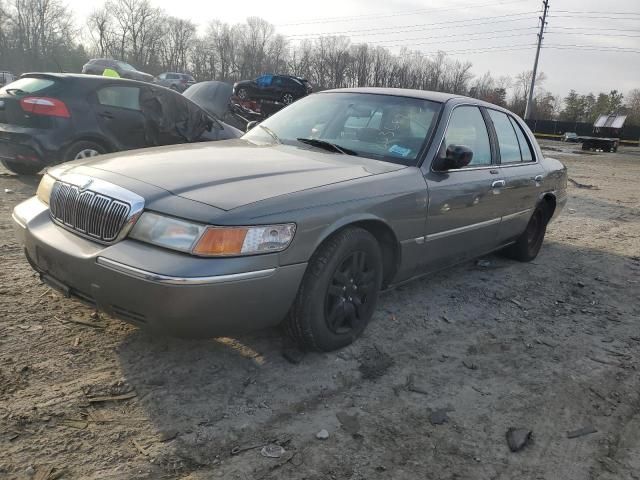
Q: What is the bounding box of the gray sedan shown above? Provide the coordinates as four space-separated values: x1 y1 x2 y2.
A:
12 88 567 351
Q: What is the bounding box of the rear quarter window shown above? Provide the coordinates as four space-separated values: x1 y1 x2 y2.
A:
0 77 55 94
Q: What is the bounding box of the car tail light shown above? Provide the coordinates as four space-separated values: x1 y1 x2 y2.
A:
20 97 70 118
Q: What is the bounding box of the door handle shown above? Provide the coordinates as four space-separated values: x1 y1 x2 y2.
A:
99 112 114 119
534 175 543 183
491 180 506 188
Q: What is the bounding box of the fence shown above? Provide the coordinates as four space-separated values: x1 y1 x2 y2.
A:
525 119 640 142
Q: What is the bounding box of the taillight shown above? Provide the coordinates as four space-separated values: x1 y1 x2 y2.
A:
20 97 70 118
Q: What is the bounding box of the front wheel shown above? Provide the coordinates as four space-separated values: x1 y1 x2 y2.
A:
1 159 44 175
237 87 248 100
285 227 383 351
502 206 548 262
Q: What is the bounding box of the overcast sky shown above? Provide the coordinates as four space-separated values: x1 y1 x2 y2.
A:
66 0 639 97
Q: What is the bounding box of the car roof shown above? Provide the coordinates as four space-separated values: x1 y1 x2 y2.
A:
320 87 514 111
21 72 148 86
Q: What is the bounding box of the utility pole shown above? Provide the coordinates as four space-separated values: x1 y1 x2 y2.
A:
524 0 549 120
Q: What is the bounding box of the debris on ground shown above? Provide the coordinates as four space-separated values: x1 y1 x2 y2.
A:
567 425 598 439
316 429 329 440
404 373 429 395
462 360 478 370
506 428 532 452
568 178 599 189
336 411 360 434
261 444 285 458
4 188 13 194
476 259 491 268
86 391 137 403
429 408 450 425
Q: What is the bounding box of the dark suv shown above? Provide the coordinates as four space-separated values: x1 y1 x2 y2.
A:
0 73 241 175
82 59 154 83
233 74 312 104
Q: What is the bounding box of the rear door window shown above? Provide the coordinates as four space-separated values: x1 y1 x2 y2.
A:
0 77 55 95
509 117 535 162
97 86 141 110
488 109 522 163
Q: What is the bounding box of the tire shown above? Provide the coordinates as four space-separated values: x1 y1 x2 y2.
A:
237 87 248 100
1 159 44 175
282 92 294 105
285 227 384 352
502 205 548 262
64 140 106 161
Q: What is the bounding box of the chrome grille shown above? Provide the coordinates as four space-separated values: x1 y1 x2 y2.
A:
50 181 131 242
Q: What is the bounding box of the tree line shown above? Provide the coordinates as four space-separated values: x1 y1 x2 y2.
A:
1 0 638 124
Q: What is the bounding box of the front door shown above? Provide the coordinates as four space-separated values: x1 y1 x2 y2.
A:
485 109 546 242
423 105 505 272
93 84 147 150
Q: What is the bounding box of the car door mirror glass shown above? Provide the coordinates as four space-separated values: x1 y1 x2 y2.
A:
435 144 474 171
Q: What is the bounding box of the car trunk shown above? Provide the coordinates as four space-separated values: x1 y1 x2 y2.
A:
0 75 68 129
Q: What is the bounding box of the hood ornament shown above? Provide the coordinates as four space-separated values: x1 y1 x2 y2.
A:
79 178 93 192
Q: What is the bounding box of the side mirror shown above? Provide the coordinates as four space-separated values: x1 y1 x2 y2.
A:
246 120 260 132
434 144 474 171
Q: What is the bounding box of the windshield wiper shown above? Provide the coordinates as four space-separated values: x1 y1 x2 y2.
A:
297 138 358 156
258 124 281 143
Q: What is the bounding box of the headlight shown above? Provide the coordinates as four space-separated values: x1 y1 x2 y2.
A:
36 173 56 205
129 212 296 257
129 212 206 253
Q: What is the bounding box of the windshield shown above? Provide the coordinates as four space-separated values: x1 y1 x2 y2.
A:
243 92 441 165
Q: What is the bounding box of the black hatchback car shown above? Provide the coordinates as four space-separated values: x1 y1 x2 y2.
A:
233 74 312 105
0 73 241 175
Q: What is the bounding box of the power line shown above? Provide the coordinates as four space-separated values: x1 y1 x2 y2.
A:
550 26 640 33
360 26 538 45
377 31 536 48
544 43 640 52
285 11 540 39
551 10 640 16
275 0 533 26
547 31 640 38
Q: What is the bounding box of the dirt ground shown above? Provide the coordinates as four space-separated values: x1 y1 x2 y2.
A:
1 141 639 480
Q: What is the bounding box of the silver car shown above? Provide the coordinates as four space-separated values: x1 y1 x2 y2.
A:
12 88 567 351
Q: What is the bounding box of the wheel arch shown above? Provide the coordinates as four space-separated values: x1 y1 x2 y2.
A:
538 191 557 222
312 214 401 287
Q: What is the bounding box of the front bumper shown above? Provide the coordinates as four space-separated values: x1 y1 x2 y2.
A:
12 197 307 337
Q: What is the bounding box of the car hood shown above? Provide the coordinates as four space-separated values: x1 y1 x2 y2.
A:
63 140 406 211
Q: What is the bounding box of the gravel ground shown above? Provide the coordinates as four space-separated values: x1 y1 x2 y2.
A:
0 142 639 480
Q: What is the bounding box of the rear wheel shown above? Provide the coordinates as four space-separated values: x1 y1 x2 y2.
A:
1 159 44 175
285 227 383 351
502 206 548 262
282 92 294 105
64 141 106 161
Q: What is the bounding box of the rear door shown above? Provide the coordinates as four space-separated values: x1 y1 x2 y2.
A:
93 84 147 150
485 109 545 242
422 104 505 271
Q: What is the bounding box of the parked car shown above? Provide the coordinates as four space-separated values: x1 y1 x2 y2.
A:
82 59 154 83
0 71 16 87
233 74 312 104
563 132 579 143
155 72 195 92
12 88 567 351
0 73 241 175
